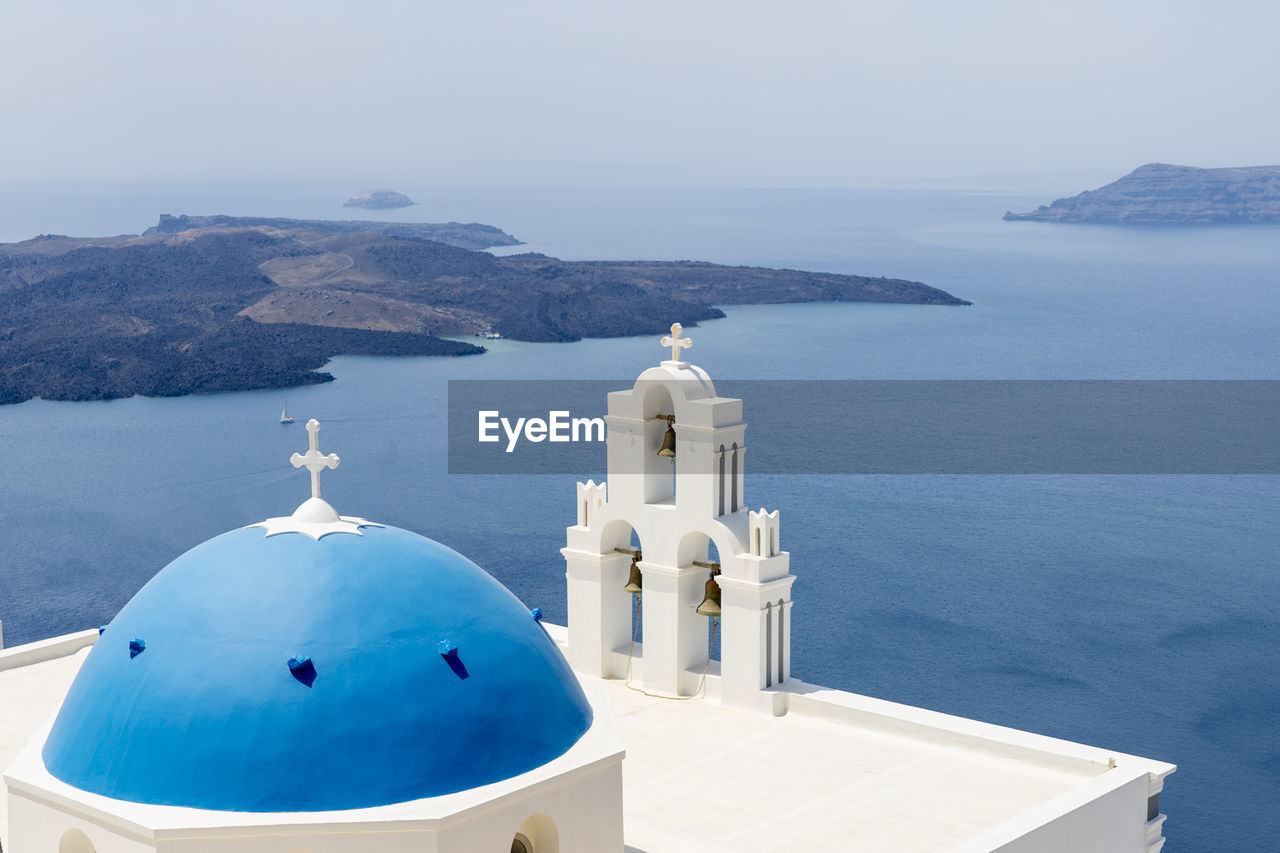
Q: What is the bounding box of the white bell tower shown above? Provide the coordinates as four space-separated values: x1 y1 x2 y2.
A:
563 324 795 713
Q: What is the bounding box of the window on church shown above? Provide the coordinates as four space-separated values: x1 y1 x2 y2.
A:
511 832 534 853
58 829 97 853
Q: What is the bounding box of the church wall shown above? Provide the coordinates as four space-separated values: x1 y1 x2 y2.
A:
7 792 154 853
8 748 622 853
434 758 624 853
975 772 1153 853
156 830 436 853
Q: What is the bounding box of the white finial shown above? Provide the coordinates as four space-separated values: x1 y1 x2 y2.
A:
291 418 340 500
660 322 693 364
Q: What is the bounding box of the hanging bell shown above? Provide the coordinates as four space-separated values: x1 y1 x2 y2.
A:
623 558 643 595
657 422 677 460
695 572 722 617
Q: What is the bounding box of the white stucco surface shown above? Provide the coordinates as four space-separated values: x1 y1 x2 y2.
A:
0 646 89 848
2 631 1171 853
608 675 1115 852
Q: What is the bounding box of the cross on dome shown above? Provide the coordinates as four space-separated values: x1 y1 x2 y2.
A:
660 322 693 364
291 419 339 500
250 417 380 540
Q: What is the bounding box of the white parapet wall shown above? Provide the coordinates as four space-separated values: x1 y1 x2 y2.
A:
0 629 99 673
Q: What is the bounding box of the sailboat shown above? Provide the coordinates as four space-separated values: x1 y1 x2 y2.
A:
280 405 295 424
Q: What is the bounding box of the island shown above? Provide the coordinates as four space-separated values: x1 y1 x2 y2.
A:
1004 163 1280 223
343 189 416 210
146 214 520 251
0 217 969 405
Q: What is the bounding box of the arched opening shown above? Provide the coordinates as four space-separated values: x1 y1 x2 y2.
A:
641 383 677 505
513 813 559 853
627 527 644 644
678 532 723 663
597 518 644 677
59 829 97 853
706 540 722 661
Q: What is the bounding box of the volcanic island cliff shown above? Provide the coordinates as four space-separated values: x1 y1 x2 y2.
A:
0 216 969 404
1004 163 1280 224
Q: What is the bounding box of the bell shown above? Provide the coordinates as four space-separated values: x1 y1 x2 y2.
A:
657 423 677 460
623 558 643 595
695 572 722 617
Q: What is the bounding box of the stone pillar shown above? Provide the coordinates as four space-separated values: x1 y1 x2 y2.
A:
718 575 795 711
563 548 633 679
638 561 706 696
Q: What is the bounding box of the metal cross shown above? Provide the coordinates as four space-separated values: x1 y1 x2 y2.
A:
291 419 340 499
660 322 693 363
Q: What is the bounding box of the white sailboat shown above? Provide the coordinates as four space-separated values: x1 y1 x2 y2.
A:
280 406 295 424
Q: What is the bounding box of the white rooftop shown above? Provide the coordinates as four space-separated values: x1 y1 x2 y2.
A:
0 628 1172 853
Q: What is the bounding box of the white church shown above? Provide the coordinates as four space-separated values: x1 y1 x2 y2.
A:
0 326 1174 852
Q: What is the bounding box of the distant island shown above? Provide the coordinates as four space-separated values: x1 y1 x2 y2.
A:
343 189 416 210
1004 163 1280 223
0 217 968 405
147 214 520 251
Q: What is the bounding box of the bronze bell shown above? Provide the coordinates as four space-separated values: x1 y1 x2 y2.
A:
695 571 721 617
623 558 643 595
657 422 677 460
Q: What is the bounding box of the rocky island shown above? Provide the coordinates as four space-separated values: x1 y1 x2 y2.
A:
343 189 416 210
0 217 968 405
1004 163 1280 223
147 214 520 251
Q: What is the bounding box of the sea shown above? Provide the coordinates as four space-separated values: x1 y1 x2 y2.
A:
0 180 1277 851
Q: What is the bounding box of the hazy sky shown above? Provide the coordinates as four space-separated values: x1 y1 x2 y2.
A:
1 0 1276 188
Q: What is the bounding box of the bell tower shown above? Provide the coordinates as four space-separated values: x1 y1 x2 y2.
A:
563 325 795 713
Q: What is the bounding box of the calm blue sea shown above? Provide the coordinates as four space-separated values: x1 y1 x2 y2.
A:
1 181 1277 851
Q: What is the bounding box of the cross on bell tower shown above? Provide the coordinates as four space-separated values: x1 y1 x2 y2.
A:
291 418 340 500
660 323 693 365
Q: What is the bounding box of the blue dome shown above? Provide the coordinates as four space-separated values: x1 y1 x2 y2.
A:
43 524 592 812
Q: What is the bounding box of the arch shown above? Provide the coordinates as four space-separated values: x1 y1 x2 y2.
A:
642 384 678 504
641 381 678 420
677 529 712 567
59 829 97 853
675 528 733 573
599 518 639 553
514 813 560 853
